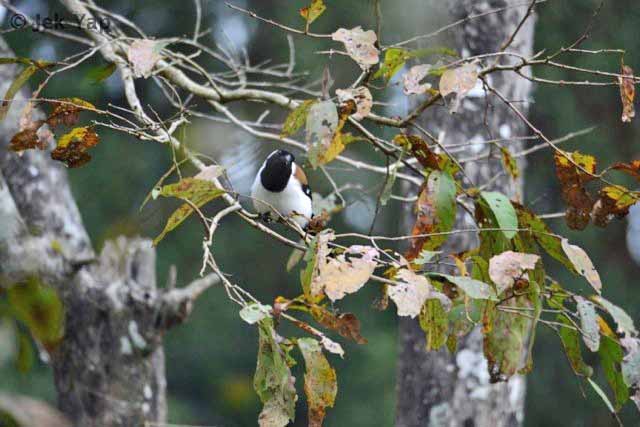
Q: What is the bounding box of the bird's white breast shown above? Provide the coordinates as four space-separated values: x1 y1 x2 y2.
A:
251 163 313 227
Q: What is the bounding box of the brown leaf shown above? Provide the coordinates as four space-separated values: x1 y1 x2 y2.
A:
311 307 367 344
335 87 372 120
439 63 479 112
50 126 99 168
393 134 440 170
488 251 540 295
299 0 327 25
403 64 433 95
619 63 635 123
9 120 46 152
46 98 95 128
592 185 640 227
554 150 597 230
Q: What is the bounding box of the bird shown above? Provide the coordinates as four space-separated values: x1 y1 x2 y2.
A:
251 149 313 228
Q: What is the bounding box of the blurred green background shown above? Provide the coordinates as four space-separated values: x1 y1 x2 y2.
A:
1 1 639 426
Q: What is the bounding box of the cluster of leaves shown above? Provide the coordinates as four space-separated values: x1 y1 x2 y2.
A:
0 277 64 373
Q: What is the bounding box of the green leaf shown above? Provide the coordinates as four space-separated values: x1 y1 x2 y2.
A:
7 277 64 349
282 100 317 138
556 314 593 377
239 303 272 325
599 336 629 410
153 178 225 245
297 338 337 427
86 62 117 84
587 378 616 415
373 48 409 82
0 64 39 121
254 318 297 427
419 299 448 351
429 273 497 301
479 191 518 240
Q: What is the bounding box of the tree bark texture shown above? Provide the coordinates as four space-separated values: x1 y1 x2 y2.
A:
0 37 189 427
396 1 535 426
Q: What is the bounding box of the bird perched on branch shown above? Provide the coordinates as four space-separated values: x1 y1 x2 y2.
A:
251 149 313 227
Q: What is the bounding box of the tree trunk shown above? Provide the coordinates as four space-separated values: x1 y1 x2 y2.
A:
0 37 203 427
395 1 535 426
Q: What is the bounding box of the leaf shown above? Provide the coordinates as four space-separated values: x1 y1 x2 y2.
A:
319 336 344 357
9 120 47 152
575 296 600 352
240 303 272 325
403 64 433 95
282 100 316 138
312 245 378 302
331 27 379 69
619 63 635 123
500 146 519 179
46 97 95 128
554 150 597 230
310 307 367 344
305 100 339 169
335 86 372 120
254 319 297 427
593 185 640 227
620 337 640 411
390 268 451 318
51 126 100 168
429 273 497 301
593 296 637 336
419 299 448 351
588 378 617 415
488 251 540 295
153 176 225 245
393 134 440 170
128 39 167 78
439 63 479 112
373 48 409 82
479 191 518 240
300 231 333 302
299 0 327 25
380 164 398 207
405 171 457 261
7 277 64 350
557 314 593 377
16 332 34 373
599 335 629 410
0 64 39 121
561 239 602 294
86 62 117 84
297 338 337 427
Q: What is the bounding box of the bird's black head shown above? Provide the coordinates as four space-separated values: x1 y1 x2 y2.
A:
260 150 295 192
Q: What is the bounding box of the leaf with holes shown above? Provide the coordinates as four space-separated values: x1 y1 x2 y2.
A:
554 150 597 230
439 63 479 112
306 100 339 169
403 64 433 95
593 185 640 227
575 296 600 352
310 306 367 344
46 98 95 128
297 338 337 427
393 134 440 170
254 318 297 427
488 251 540 295
336 87 372 120
391 268 451 318
282 100 317 138
331 27 379 69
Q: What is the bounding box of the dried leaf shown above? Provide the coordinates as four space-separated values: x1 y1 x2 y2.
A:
403 64 433 95
390 268 451 318
331 27 379 69
575 296 600 352
254 319 297 427
310 307 367 344
405 171 457 261
9 120 46 152
593 185 639 227
439 63 479 112
299 0 327 25
282 100 316 138
393 134 440 170
297 338 337 427
554 150 597 230
312 245 378 302
128 39 167 78
51 126 100 168
561 239 602 294
335 87 372 120
620 336 640 411
319 336 344 357
431 273 498 301
488 251 540 295
500 146 519 179
306 100 339 169
46 97 95 128
619 63 635 123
